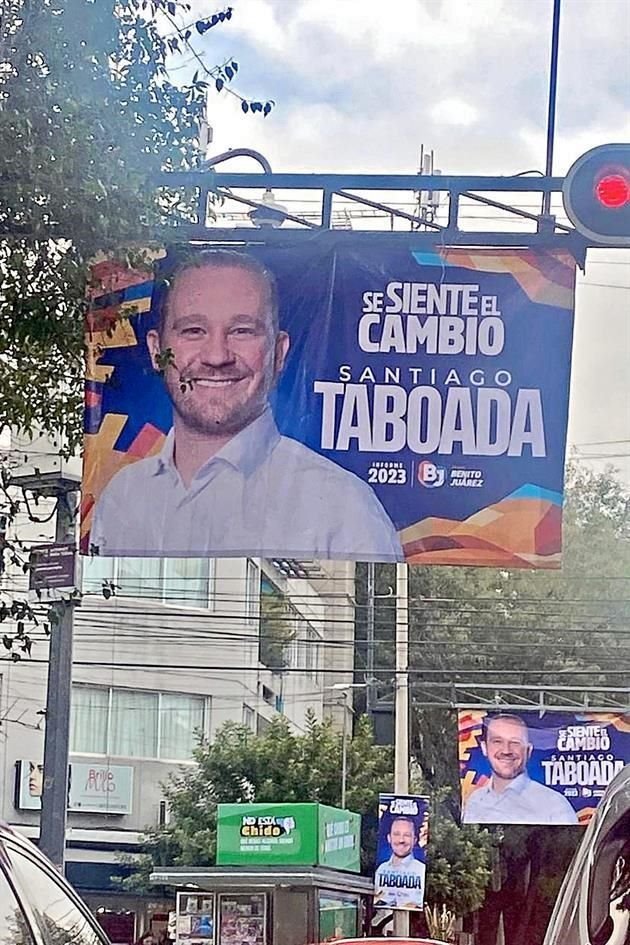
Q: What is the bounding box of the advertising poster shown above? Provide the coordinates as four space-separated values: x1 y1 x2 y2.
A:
176 892 214 945
216 803 308 866
218 894 266 945
374 793 429 911
318 805 361 873
459 710 630 826
82 244 575 567
15 760 133 814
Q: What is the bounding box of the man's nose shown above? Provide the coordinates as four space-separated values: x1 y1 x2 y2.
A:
198 330 236 366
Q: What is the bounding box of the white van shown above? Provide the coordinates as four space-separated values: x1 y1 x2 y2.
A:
544 764 630 945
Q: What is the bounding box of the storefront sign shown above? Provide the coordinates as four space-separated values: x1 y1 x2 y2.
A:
15 759 133 814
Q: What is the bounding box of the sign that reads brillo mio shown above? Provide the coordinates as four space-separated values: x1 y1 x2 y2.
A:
82 245 575 567
459 710 630 826
16 760 133 814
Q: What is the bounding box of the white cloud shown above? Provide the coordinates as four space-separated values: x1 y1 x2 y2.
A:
430 97 479 127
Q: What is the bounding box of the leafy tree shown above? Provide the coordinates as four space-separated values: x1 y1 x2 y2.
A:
119 713 492 915
0 0 271 449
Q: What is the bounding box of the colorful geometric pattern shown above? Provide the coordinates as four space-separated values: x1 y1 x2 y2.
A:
412 249 576 310
401 484 563 569
81 252 166 550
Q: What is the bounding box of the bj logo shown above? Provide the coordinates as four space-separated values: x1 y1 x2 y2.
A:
417 461 446 488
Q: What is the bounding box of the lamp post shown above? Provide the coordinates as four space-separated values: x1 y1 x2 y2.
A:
331 683 368 809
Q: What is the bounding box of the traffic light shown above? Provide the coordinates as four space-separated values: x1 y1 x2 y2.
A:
562 143 630 246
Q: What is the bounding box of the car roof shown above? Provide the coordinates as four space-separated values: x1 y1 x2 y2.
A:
328 939 449 944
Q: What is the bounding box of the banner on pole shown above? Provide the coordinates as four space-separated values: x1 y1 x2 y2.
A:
374 793 429 911
82 244 576 565
459 709 630 826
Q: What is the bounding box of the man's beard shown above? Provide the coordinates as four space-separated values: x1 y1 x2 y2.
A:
166 371 269 437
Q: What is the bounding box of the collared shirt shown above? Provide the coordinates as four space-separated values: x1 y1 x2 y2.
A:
374 853 426 908
90 409 403 561
462 772 578 825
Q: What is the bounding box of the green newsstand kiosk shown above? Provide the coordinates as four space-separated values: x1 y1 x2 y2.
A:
150 803 374 945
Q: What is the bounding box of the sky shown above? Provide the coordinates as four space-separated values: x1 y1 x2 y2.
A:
182 0 630 481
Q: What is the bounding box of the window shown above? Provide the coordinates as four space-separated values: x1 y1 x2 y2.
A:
82 556 214 608
0 863 35 945
246 559 260 625
242 704 256 732
7 846 102 944
259 577 296 669
303 626 322 679
71 685 207 761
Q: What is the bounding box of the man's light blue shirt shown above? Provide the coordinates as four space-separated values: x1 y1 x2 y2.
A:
90 408 403 561
374 853 426 908
463 772 578 825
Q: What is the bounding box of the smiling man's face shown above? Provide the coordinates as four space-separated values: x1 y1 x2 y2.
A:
148 263 289 437
483 717 532 782
388 818 416 859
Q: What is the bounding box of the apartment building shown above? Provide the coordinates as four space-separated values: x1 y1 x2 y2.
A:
0 429 356 941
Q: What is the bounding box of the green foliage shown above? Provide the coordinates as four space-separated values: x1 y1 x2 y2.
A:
119 713 492 914
0 0 268 448
425 794 493 915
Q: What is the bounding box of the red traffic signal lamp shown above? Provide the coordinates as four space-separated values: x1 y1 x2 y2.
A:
562 143 630 245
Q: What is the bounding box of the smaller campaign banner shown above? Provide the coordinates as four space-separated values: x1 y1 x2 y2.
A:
459 710 630 826
374 793 429 911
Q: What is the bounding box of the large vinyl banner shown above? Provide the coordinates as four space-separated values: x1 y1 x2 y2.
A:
459 710 630 826
82 244 576 563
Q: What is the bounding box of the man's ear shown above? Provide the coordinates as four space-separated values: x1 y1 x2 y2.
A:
481 741 488 758
147 329 162 372
527 743 533 762
274 331 290 376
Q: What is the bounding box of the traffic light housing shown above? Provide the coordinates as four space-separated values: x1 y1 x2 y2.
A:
562 143 630 246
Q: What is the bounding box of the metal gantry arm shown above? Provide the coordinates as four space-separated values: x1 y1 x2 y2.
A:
161 164 589 261
410 682 630 714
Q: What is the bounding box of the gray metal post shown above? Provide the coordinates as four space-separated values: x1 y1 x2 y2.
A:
366 562 376 718
39 491 77 871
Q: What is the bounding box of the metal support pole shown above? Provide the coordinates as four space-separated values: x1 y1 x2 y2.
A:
542 0 562 217
366 562 376 718
393 561 410 937
341 691 348 809
39 492 77 871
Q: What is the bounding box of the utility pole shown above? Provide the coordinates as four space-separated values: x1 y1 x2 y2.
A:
39 488 79 871
341 690 348 810
542 0 562 218
393 561 410 938
366 562 376 718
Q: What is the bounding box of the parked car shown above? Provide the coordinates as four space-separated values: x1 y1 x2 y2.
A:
544 764 630 945
0 821 110 944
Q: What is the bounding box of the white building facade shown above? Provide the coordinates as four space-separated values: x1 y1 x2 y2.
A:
0 430 356 942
